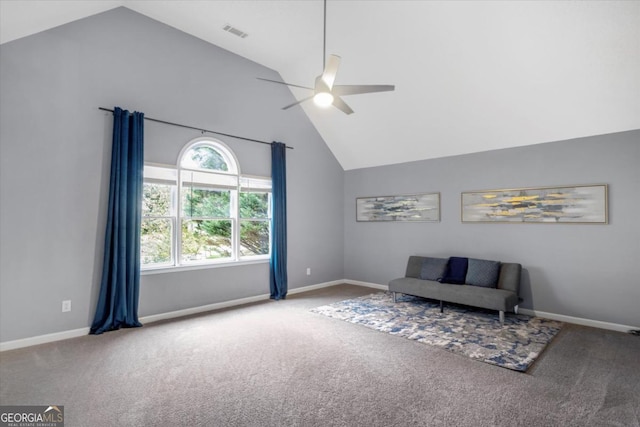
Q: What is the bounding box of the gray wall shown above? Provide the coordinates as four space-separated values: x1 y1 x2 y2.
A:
0 8 345 342
345 130 640 327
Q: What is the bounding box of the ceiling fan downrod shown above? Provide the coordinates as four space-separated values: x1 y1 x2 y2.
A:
323 0 327 71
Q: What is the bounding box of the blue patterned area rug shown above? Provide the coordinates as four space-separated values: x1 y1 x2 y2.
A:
311 292 563 372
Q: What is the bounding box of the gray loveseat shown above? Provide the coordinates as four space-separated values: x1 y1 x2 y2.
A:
388 256 522 325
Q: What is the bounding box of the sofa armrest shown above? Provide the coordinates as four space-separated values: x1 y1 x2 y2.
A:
497 263 522 295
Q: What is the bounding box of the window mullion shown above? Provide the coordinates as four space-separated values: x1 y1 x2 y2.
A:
176 169 183 267
232 188 239 261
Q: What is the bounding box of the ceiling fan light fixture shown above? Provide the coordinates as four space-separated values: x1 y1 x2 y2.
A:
313 92 334 107
257 0 394 114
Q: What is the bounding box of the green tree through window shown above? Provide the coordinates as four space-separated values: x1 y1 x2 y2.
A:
182 146 228 171
141 181 174 265
239 192 270 256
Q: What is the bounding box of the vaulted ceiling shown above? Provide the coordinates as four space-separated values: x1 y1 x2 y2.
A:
2 0 638 170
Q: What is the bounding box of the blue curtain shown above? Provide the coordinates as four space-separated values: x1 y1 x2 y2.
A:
270 142 288 300
90 107 144 335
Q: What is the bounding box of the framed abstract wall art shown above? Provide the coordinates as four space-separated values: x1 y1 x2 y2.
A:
356 192 440 222
461 184 608 224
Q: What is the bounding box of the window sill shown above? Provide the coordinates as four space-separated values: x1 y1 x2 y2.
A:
141 257 269 275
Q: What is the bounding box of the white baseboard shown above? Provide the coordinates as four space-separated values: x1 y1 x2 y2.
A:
139 294 271 324
2 279 633 351
140 279 346 324
518 308 638 333
0 279 350 352
0 327 91 352
344 279 388 291
288 280 345 295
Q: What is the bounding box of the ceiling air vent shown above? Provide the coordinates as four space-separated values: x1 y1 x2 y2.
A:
222 24 248 39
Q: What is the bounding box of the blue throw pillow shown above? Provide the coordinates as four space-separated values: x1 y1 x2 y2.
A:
439 257 468 284
466 258 501 288
420 257 448 281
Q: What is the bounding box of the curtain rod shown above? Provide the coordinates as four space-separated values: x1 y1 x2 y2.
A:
98 107 293 150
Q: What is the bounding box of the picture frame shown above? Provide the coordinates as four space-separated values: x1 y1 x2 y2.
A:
461 184 608 224
356 192 440 222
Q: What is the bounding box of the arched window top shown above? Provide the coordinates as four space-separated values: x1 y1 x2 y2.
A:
179 138 238 174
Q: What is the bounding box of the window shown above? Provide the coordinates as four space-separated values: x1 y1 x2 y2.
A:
239 177 272 257
141 138 271 270
141 165 177 266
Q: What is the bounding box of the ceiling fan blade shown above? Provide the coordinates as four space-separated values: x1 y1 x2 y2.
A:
282 95 315 110
321 54 341 89
257 77 314 91
332 84 395 96
332 96 354 115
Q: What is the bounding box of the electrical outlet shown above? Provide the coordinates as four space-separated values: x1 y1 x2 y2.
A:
306 267 311 276
62 300 71 312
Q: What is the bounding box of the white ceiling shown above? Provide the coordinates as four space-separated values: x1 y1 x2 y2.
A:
2 0 639 170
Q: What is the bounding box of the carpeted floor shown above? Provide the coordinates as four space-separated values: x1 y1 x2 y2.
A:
311 292 563 371
1 284 639 427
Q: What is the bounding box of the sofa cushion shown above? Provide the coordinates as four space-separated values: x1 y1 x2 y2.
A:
466 258 501 288
419 257 448 281
439 257 468 284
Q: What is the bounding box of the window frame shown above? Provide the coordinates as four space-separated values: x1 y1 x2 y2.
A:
141 138 271 274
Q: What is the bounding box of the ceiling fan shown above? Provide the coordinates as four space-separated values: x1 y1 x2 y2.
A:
257 0 395 115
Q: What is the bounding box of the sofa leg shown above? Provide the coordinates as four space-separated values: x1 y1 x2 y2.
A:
393 292 397 303
499 310 505 325
514 305 519 314
440 300 443 313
